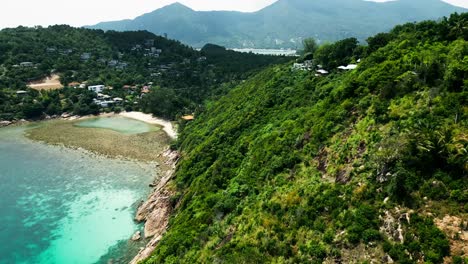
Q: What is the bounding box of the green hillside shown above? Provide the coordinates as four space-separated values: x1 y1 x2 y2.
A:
0 26 289 120
89 0 467 48
142 13 468 263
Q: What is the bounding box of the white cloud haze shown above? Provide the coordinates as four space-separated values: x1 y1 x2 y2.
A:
0 0 466 29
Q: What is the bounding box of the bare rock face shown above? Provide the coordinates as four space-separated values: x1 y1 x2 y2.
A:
135 170 173 224
379 208 413 243
130 235 163 264
381 254 395 263
435 215 468 260
141 187 172 238
130 149 179 264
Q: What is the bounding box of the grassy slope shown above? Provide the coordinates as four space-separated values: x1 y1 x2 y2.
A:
143 16 468 263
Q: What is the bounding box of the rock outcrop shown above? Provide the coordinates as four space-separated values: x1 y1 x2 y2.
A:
130 149 179 264
0 121 12 127
131 231 141 241
135 170 173 238
435 215 468 262
380 208 413 243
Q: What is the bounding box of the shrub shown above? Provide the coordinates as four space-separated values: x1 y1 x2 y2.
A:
421 180 449 200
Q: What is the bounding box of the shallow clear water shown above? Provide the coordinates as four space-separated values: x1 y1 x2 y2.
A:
75 116 157 134
0 126 156 264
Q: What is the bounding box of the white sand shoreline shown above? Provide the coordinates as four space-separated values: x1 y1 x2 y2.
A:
2 111 178 140
119 112 177 140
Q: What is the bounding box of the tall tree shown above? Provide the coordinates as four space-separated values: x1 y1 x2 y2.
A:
300 38 318 56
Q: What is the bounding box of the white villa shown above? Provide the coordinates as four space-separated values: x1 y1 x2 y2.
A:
81 53 91 61
338 64 358 70
16 90 28 96
88 85 105 93
113 97 124 104
316 69 329 75
20 62 34 67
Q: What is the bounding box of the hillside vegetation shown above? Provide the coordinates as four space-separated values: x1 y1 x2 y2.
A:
142 14 468 263
89 0 466 48
0 26 289 120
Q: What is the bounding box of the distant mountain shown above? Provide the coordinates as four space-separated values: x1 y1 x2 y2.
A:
88 0 467 48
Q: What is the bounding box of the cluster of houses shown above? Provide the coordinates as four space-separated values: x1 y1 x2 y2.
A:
292 59 361 76
46 47 73 55
123 83 153 98
144 47 163 58
12 62 38 68
82 82 157 108
85 85 125 108
68 82 87 89
107 60 128 70
140 82 155 97
92 94 124 108
292 60 314 71
197 56 207 62
81 53 92 61
147 62 178 77
131 39 164 58
82 53 129 70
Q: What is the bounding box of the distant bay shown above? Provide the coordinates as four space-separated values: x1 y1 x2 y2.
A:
0 125 157 264
229 48 298 56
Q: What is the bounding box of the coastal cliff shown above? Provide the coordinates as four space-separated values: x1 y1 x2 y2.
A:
130 149 179 264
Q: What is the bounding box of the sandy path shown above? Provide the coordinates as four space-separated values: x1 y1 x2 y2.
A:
120 112 177 140
28 74 64 90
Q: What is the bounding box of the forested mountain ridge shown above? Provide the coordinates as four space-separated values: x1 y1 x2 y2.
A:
88 0 467 48
142 13 468 263
0 25 195 89
0 26 289 120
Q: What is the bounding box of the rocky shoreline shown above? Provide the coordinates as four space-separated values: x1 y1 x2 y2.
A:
0 112 100 128
0 119 28 127
130 148 180 264
2 112 180 263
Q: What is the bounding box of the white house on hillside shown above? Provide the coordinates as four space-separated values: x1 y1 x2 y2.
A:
338 64 358 70
20 62 34 67
88 85 105 93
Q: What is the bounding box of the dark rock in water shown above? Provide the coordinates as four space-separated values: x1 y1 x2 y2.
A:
149 183 157 188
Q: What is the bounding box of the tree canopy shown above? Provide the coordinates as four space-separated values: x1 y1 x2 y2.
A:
142 13 468 264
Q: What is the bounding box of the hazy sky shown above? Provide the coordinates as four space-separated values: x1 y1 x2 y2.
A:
0 0 466 29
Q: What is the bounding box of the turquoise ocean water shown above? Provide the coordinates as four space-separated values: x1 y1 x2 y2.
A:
0 124 156 264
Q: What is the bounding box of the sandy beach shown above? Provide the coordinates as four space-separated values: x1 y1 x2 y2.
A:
26 113 172 164
119 112 177 140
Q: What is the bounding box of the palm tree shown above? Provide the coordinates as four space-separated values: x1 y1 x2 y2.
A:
449 15 467 38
